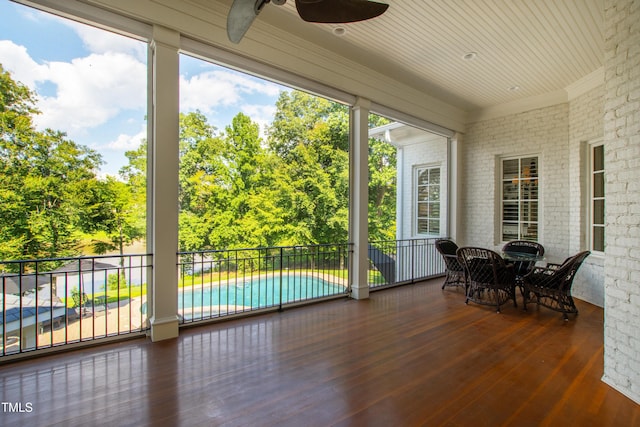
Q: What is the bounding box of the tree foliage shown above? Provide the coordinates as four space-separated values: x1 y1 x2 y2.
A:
1 63 398 264
0 65 103 261
174 90 396 250
0 64 144 264
367 115 396 241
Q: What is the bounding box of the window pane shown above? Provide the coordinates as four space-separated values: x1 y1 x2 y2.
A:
417 202 429 217
503 225 518 241
520 181 538 199
503 182 518 200
520 201 538 221
593 145 604 171
503 159 519 181
417 219 429 234
418 169 430 185
418 186 429 201
522 223 538 239
429 186 440 201
429 220 440 234
594 199 605 224
503 202 518 221
523 157 538 178
429 168 440 184
429 202 439 217
593 226 605 252
594 172 604 198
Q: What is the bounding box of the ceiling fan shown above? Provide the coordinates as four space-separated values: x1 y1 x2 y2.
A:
227 0 389 43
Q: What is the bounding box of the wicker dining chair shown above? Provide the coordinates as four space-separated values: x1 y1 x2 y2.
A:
456 247 517 313
435 239 466 290
521 250 590 320
502 240 545 276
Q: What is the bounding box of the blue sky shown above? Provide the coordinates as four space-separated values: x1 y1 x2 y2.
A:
0 0 286 176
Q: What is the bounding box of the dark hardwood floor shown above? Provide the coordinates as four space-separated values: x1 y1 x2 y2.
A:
1 279 638 426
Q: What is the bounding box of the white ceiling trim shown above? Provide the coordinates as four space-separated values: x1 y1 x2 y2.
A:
14 0 152 40
566 67 604 100
467 89 569 124
370 103 455 138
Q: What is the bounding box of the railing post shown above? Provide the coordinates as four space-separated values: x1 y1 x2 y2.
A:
411 239 416 283
279 247 284 311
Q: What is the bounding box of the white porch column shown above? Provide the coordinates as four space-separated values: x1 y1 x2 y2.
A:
395 146 404 241
349 98 370 299
149 25 180 341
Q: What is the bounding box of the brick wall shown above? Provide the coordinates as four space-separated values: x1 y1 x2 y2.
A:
461 89 607 308
462 104 570 260
569 86 606 306
398 138 448 240
602 0 640 404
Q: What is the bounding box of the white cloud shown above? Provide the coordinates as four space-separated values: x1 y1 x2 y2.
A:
0 40 147 138
104 125 146 152
2 22 282 149
33 52 146 137
0 40 48 88
0 40 146 139
180 70 281 114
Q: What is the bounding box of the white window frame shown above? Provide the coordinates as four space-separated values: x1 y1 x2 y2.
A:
588 141 605 254
414 165 441 236
500 155 540 242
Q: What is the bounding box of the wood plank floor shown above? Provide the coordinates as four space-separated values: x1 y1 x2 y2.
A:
1 278 638 426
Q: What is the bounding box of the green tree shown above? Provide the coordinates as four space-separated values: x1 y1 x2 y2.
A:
0 65 103 263
367 137 397 241
177 111 232 251
119 139 147 224
70 286 89 308
0 64 37 140
86 176 145 256
368 114 396 241
267 91 350 246
168 90 397 257
107 272 128 290
225 112 284 248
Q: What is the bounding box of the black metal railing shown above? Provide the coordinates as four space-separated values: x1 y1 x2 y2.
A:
1 238 443 357
1 254 151 357
368 238 445 289
177 243 352 323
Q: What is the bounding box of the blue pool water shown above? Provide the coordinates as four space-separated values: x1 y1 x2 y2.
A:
179 274 345 310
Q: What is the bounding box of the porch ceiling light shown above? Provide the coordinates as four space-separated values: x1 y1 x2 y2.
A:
333 26 347 36
462 52 477 61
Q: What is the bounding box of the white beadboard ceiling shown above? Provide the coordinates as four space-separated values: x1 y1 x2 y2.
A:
254 0 604 113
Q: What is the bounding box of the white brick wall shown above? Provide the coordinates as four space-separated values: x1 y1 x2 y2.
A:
602 0 640 405
569 86 606 306
460 86 607 308
462 104 571 260
398 139 448 240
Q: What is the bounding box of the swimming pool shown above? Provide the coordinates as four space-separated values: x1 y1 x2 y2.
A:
179 274 346 313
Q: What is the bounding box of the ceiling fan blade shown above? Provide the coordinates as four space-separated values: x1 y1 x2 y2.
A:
295 0 388 23
227 0 266 43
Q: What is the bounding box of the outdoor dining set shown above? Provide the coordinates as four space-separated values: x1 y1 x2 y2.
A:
435 239 590 321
